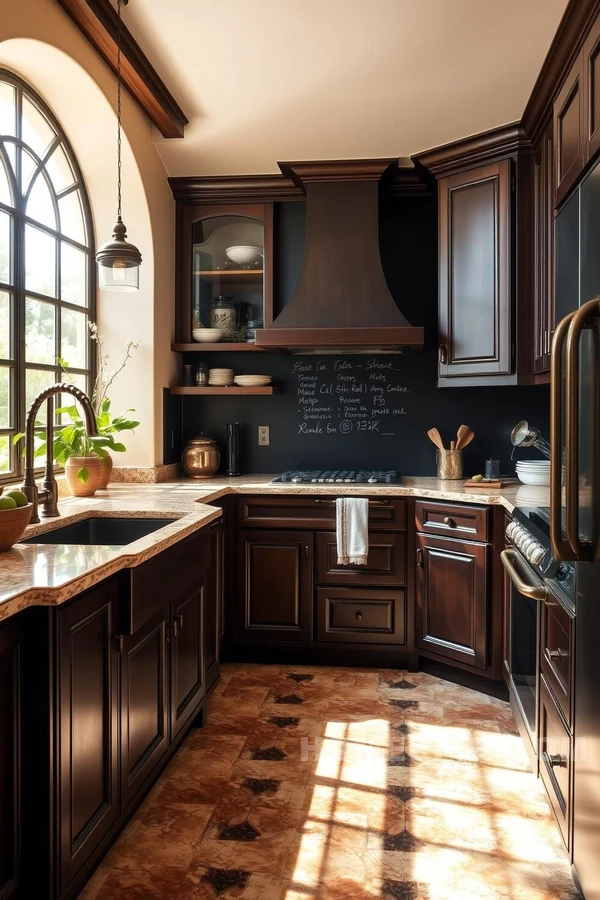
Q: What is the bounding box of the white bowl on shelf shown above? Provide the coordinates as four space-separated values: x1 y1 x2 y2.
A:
225 245 263 266
192 328 224 343
516 469 551 486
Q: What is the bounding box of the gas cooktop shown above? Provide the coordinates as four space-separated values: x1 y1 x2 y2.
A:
272 470 400 484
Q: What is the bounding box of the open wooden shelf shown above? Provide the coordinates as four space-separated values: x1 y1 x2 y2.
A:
170 385 279 396
193 269 263 284
172 342 267 352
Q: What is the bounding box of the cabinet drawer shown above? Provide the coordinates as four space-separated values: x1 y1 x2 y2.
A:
541 599 573 726
125 529 212 633
238 496 406 531
316 531 406 586
316 587 405 644
539 677 572 850
415 500 488 541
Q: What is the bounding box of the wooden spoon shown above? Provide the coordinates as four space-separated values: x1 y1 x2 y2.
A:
455 424 469 449
456 428 475 450
427 428 445 451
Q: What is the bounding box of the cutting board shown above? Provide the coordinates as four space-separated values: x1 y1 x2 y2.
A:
464 478 504 490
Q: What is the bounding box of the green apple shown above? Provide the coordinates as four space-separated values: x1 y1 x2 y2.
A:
5 489 28 507
0 496 17 510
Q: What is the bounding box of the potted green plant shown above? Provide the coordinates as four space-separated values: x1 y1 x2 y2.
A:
14 325 140 496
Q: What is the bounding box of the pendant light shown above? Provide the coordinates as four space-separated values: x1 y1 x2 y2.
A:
96 0 142 292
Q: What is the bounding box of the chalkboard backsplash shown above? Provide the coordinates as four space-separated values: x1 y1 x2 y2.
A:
170 350 550 478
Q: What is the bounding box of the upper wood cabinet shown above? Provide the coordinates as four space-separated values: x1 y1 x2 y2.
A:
583 15 600 165
174 201 274 346
438 160 512 382
554 51 584 208
533 122 555 375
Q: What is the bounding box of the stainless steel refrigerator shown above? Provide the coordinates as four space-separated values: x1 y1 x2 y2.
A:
554 157 600 899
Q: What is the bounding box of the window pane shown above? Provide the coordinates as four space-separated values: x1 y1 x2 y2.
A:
21 147 37 195
59 372 88 424
46 143 75 193
0 435 10 475
26 368 56 425
0 82 16 137
0 152 11 206
25 225 56 297
26 297 56 364
0 366 10 427
58 189 85 244
61 243 87 306
22 96 54 158
3 142 16 180
0 211 10 284
0 290 10 358
61 307 87 369
26 171 57 230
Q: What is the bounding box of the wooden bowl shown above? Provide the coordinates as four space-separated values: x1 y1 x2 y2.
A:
0 503 33 552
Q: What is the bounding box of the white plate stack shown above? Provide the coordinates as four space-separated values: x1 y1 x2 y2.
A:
515 459 551 485
233 375 272 386
208 368 234 386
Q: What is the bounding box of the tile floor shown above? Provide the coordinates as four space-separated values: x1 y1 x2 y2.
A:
80 664 578 900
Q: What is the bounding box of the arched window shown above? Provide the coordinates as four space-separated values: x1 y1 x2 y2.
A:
0 70 94 481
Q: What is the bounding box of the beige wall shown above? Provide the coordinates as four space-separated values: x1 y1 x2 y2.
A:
0 0 176 466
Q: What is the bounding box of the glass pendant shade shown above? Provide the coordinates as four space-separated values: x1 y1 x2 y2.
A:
96 217 141 292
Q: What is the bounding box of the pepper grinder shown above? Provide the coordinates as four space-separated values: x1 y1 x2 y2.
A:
226 423 240 476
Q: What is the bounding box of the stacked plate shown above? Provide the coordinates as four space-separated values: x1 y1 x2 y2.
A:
208 368 234 386
233 375 272 387
516 459 551 486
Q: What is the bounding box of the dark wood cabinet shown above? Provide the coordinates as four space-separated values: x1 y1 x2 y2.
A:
437 160 512 382
539 676 572 851
56 581 120 895
120 607 169 809
583 15 600 165
205 520 222 693
0 620 21 900
415 533 488 669
316 530 406 586
171 584 205 740
316 587 405 644
533 122 554 375
554 51 584 207
237 530 313 642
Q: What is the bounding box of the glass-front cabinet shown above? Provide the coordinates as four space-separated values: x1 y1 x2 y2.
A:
175 203 273 346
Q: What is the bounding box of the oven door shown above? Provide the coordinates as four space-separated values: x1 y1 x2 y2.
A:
501 548 547 764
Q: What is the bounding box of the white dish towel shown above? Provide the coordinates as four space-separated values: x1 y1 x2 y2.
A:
336 497 369 565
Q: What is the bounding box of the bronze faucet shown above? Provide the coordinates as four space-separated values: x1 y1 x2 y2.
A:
21 383 98 524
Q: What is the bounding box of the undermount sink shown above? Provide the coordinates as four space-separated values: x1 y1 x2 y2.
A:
20 517 177 546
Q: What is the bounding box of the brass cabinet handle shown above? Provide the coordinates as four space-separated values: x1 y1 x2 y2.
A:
314 499 390 506
550 311 576 560
416 548 423 567
355 612 363 621
564 297 600 560
439 344 448 365
548 753 567 769
500 550 548 602
113 633 124 654
545 648 568 662
443 516 456 527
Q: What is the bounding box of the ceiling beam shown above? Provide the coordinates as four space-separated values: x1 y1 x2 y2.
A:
55 0 188 138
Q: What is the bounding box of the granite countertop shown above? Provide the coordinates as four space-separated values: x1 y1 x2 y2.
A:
0 475 549 622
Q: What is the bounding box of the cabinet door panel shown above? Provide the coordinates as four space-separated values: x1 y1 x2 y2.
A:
171 584 205 741
316 531 406 586
0 621 21 900
554 51 584 207
121 610 169 809
416 533 488 669
205 521 222 693
438 161 511 378
316 587 405 644
584 17 600 163
533 124 554 374
57 582 119 894
237 530 313 641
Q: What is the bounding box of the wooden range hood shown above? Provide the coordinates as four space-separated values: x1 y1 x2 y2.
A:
255 159 424 353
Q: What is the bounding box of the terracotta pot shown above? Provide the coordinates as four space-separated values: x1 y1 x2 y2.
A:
65 456 105 497
97 453 113 490
0 503 33 552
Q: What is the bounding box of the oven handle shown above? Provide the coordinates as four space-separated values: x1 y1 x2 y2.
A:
314 498 390 506
550 309 576 560
500 550 549 603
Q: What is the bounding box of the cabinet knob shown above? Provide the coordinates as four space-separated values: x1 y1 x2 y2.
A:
112 633 124 654
355 611 363 621
439 344 448 365
548 753 567 769
416 548 423 567
443 516 456 527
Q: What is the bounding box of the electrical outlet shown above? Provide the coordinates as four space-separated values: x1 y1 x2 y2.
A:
258 425 270 446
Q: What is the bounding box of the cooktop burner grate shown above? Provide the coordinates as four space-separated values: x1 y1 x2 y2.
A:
272 470 399 484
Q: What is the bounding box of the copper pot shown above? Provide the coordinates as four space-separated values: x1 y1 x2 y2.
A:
182 434 220 479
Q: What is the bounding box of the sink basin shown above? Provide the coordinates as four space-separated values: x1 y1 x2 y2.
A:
21 517 177 546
